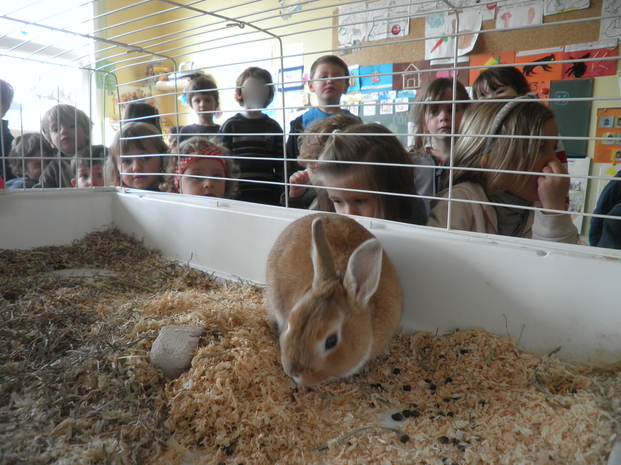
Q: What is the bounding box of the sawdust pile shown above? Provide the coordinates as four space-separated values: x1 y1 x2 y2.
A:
1 229 619 465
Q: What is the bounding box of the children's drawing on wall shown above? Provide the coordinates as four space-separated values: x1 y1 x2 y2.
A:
544 0 589 16
515 47 562 97
338 0 410 45
424 10 481 60
600 0 621 40
359 63 393 92
279 0 315 20
468 51 516 85
338 2 367 46
430 57 470 87
563 40 617 79
414 0 496 19
367 0 411 42
567 157 590 233
496 1 543 29
393 61 431 91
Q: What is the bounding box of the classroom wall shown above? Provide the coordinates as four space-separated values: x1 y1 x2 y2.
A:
95 0 617 243
98 0 336 129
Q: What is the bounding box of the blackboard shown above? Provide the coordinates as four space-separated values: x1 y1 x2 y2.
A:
358 98 412 147
549 78 594 158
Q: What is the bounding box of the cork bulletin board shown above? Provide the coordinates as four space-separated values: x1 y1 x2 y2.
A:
333 0 603 69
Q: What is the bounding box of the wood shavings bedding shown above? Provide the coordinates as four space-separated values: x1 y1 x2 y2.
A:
1 229 619 464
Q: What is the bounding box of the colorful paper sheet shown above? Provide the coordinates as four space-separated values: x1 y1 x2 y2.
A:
496 1 543 30
425 10 482 60
562 40 617 79
359 63 394 93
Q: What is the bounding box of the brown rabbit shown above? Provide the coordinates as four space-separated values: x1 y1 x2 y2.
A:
265 212 403 386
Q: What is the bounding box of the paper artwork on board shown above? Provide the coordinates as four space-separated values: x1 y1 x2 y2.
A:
515 47 563 80
359 63 394 93
392 61 431 91
425 10 482 60
600 0 621 41
367 0 411 42
338 3 368 46
593 108 621 164
363 101 377 116
515 47 563 98
413 0 496 19
566 157 591 233
544 0 589 16
468 51 516 85
430 56 470 88
348 65 361 93
563 40 617 79
496 1 543 30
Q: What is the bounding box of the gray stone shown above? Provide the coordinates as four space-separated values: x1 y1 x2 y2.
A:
150 325 203 379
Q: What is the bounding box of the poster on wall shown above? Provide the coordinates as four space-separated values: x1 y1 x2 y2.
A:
359 63 394 92
338 2 368 46
424 10 482 60
600 0 621 41
468 51 516 86
562 40 617 79
429 57 470 88
515 47 563 97
496 1 543 29
593 108 621 164
277 66 304 92
567 157 591 234
544 0 589 16
393 61 431 91
366 0 411 42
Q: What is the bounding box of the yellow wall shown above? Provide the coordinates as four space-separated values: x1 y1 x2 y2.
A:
98 1 335 129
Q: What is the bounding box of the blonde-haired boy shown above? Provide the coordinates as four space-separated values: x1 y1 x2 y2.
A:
36 104 91 188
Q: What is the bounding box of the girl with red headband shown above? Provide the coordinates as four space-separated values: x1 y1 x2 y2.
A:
165 136 239 198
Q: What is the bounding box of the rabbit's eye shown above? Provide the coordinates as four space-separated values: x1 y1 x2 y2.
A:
325 333 338 351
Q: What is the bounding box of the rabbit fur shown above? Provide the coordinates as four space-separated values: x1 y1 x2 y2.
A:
265 213 403 386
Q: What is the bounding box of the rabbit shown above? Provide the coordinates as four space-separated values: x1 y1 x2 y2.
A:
265 212 403 386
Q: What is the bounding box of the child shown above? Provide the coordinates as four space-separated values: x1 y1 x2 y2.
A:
36 104 91 188
105 122 168 190
472 66 531 100
472 66 568 166
409 78 470 215
313 123 427 225
282 113 360 209
590 170 621 249
219 67 284 205
286 55 360 164
168 126 181 150
5 133 53 188
1 79 15 181
427 99 578 243
164 136 239 198
123 102 162 133
178 76 220 144
71 145 107 188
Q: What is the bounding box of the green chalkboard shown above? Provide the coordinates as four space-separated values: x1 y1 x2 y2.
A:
358 98 412 147
549 78 594 158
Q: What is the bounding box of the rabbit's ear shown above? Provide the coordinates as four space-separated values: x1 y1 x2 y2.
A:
311 217 336 288
344 238 383 308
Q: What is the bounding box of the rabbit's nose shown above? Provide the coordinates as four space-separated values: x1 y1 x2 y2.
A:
287 360 304 379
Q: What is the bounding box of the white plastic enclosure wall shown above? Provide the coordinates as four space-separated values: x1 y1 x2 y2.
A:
1 189 620 365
